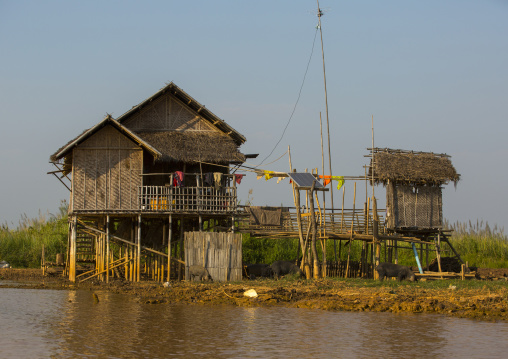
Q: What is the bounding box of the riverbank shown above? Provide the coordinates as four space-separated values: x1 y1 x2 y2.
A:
1 268 508 322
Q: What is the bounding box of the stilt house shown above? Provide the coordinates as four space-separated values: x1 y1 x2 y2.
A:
50 82 247 282
369 148 460 231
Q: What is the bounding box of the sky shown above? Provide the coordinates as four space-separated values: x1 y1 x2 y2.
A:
0 0 507 232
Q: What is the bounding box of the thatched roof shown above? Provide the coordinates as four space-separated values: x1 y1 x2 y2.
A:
116 82 246 146
368 148 460 186
50 115 162 162
137 131 245 164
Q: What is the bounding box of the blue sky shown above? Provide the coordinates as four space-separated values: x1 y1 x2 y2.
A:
1 0 507 231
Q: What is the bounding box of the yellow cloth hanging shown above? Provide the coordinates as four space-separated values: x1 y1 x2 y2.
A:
332 176 345 190
264 170 274 180
319 175 344 190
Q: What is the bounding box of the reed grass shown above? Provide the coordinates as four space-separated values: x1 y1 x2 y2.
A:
444 219 508 268
243 219 508 269
0 201 68 268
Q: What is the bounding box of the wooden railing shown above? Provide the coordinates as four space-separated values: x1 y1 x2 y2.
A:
237 206 385 238
138 185 238 213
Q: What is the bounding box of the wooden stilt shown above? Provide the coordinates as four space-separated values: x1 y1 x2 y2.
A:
137 214 141 282
69 216 77 282
168 214 172 282
106 215 110 283
179 215 184 281
309 181 319 279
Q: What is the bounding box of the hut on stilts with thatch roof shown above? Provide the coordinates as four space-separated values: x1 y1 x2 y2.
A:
49 82 250 283
367 147 468 278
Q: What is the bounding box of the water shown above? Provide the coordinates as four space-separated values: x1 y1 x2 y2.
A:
1 286 508 358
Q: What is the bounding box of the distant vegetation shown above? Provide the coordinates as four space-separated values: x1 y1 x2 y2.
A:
0 201 68 268
444 219 508 268
2 203 507 270
243 219 508 269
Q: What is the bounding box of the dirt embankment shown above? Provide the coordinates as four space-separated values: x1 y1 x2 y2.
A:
2 268 508 322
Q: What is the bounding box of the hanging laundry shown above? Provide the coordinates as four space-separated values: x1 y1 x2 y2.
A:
264 170 275 180
318 175 344 189
234 174 244 184
213 172 223 190
174 171 184 187
204 172 214 187
277 176 286 184
318 175 332 186
332 176 345 190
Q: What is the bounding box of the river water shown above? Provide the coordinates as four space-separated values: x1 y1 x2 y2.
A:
1 285 508 358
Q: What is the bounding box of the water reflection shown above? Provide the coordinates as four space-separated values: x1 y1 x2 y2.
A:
2 287 508 358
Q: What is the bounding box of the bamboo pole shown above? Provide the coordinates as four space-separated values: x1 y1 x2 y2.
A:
435 233 443 277
137 215 141 282
316 0 335 215
309 181 320 279
345 182 356 278
106 215 110 283
288 146 306 272
372 196 380 279
69 216 77 282
41 244 45 276
179 215 184 280
168 214 172 282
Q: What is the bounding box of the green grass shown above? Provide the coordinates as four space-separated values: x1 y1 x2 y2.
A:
445 219 508 268
0 201 68 268
243 219 508 269
2 203 507 271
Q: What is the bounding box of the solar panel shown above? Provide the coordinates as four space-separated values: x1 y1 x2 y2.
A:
287 173 327 190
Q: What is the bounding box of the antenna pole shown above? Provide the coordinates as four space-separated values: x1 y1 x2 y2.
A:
316 0 335 212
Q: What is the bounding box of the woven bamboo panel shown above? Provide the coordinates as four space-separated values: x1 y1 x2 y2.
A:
72 150 85 210
124 94 216 132
387 184 442 229
184 232 243 282
71 126 142 212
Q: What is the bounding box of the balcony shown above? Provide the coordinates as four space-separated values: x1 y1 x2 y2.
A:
138 185 238 214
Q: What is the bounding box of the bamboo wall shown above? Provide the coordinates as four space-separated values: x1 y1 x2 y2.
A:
184 231 242 282
123 94 216 132
386 183 442 229
72 125 142 211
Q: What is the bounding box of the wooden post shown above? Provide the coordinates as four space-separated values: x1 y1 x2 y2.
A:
309 181 320 279
41 244 45 276
345 182 356 278
288 147 306 274
435 233 443 277
137 214 141 282
69 216 77 282
179 215 184 280
372 196 380 279
168 214 172 282
426 243 429 270
106 215 110 283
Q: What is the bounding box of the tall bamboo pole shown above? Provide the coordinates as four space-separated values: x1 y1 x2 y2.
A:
288 146 306 271
316 0 335 214
309 181 319 279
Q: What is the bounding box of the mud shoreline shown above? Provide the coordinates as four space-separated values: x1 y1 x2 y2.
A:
2 268 508 322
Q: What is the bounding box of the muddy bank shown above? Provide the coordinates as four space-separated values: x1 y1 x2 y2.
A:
2 268 508 322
